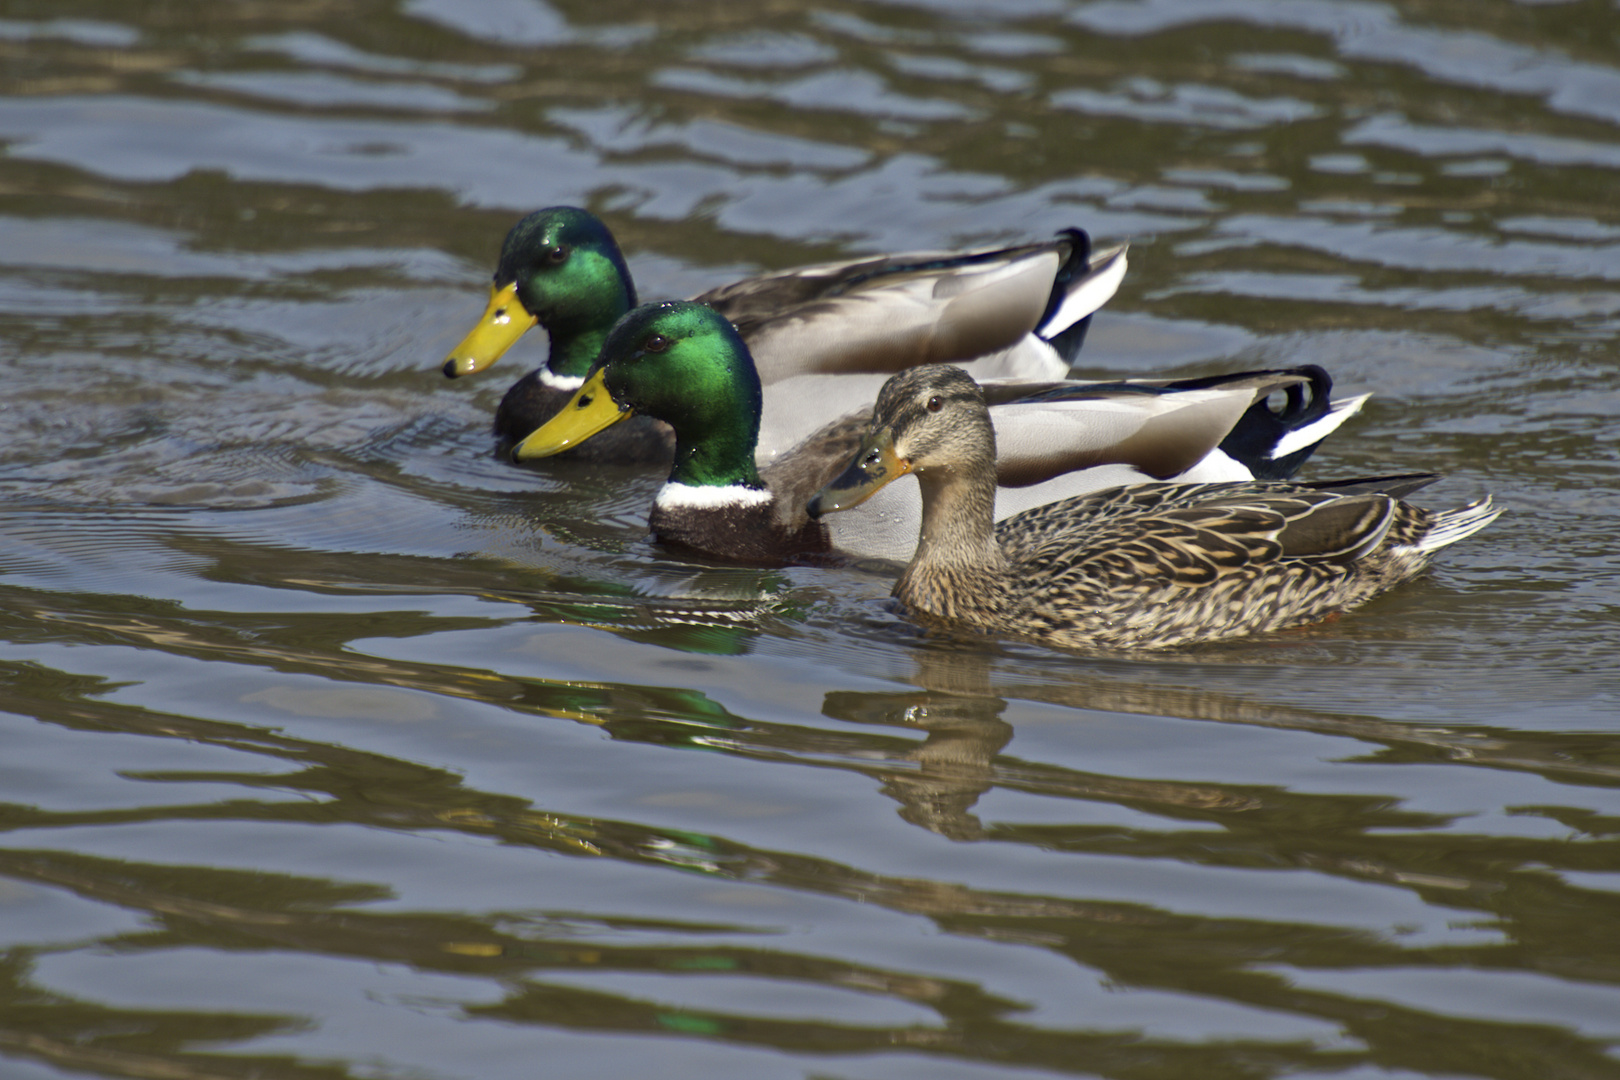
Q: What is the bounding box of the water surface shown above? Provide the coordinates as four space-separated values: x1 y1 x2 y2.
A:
2 2 1618 1079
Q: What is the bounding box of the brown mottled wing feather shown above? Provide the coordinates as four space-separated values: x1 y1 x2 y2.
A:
1272 495 1395 559
760 408 872 530
995 483 1420 647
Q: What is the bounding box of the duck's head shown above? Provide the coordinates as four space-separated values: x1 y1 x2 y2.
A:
809 365 994 517
442 206 636 379
511 301 764 470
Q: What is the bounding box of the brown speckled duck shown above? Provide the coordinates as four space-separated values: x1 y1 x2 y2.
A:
440 206 1127 462
807 365 1501 650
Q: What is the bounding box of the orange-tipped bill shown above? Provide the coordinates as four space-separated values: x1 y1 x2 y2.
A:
511 369 631 460
807 431 910 518
442 282 537 378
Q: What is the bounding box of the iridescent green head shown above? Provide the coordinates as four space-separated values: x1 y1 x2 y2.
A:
512 301 765 489
442 206 637 380
498 207 636 334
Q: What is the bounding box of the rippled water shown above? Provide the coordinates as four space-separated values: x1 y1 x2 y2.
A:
2 2 1618 1078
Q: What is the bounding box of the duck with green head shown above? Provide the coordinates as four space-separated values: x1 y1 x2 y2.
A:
440 206 1128 462
516 302 1376 565
807 365 1501 650
442 207 670 461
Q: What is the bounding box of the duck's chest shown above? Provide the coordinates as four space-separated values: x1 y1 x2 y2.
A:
650 492 831 565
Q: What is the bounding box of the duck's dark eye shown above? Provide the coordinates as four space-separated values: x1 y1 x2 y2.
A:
642 333 671 354
925 395 944 413
546 245 569 265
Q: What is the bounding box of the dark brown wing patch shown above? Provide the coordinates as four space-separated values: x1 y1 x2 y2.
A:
1276 495 1395 560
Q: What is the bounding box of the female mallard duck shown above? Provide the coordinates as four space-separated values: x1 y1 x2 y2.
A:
807 365 1500 650
516 301 1371 565
441 206 1127 461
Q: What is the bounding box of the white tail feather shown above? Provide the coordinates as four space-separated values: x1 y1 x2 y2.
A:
1414 496 1502 553
1036 243 1128 339
1272 392 1370 459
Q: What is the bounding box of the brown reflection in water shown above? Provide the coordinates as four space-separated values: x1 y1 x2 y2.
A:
8 645 1620 1079
823 689 1013 841
0 0 1615 1077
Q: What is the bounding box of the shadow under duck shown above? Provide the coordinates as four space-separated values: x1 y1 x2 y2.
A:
441 206 1126 462
516 302 1373 565
807 365 1501 650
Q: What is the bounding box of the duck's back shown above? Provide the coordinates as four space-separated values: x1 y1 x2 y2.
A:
701 238 1114 386
978 483 1477 650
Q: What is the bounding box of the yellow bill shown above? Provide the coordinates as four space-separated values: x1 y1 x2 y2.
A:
511 369 631 460
442 282 537 378
807 431 910 517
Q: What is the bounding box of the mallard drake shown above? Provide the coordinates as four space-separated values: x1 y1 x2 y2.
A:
807 365 1500 650
515 301 1371 565
440 206 1127 461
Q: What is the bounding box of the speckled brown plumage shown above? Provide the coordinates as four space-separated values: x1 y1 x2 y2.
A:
910 482 1469 650
814 366 1501 651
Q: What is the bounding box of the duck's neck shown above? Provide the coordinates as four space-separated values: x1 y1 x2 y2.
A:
666 434 767 495
898 462 1009 618
652 415 780 555
543 272 637 381
546 323 615 382
665 379 768 496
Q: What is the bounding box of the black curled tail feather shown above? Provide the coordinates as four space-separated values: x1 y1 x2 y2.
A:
1041 228 1094 366
1217 365 1335 480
